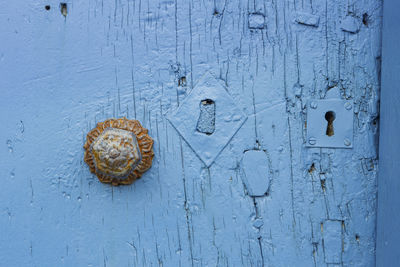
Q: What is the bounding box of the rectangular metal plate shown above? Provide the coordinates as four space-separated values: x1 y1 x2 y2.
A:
306 99 353 148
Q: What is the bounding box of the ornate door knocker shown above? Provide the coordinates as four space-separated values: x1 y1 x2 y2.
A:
84 118 154 186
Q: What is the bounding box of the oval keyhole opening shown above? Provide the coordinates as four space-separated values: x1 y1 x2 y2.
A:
325 111 336 137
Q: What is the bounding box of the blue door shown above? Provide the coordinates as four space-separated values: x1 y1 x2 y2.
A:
0 1 382 266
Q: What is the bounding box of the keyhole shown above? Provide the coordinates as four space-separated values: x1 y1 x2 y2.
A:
325 111 336 136
196 99 215 135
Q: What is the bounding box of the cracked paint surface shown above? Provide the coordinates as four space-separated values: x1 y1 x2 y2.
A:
0 0 381 266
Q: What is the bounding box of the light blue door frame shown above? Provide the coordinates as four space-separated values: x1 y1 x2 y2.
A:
0 1 388 266
376 0 400 266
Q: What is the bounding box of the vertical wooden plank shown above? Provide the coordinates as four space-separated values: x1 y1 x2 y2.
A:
0 0 382 266
376 0 400 265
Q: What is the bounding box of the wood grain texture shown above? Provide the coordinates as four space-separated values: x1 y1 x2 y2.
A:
0 0 381 266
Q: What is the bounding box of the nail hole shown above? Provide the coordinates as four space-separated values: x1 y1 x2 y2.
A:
325 111 336 137
45 5 51 10
60 3 68 17
308 163 316 173
362 13 368 26
178 76 186 87
320 179 326 191
372 117 378 126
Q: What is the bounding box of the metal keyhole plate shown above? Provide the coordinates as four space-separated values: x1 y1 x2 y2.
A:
307 99 353 148
167 72 247 167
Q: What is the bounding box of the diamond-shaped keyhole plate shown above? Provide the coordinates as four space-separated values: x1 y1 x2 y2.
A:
167 72 247 166
307 99 353 148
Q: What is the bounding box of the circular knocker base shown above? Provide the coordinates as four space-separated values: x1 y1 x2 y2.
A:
83 118 154 186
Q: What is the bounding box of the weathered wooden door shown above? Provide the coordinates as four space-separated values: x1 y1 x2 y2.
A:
0 1 381 266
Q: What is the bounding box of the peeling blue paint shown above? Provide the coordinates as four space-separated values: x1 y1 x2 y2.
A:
295 12 320 27
322 220 343 264
241 150 270 197
0 0 381 266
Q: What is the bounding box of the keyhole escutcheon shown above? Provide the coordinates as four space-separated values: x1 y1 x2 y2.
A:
325 111 336 136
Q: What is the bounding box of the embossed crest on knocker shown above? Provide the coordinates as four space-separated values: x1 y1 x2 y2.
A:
84 118 154 186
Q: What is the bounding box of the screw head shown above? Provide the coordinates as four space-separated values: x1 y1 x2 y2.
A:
344 138 351 146
310 101 318 109
344 102 352 110
308 137 317 145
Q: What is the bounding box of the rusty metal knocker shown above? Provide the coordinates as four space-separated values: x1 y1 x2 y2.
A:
83 118 154 186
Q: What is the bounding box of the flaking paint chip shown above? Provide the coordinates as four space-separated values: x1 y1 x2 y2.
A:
295 12 320 27
241 150 270 197
248 13 266 29
340 15 360 33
